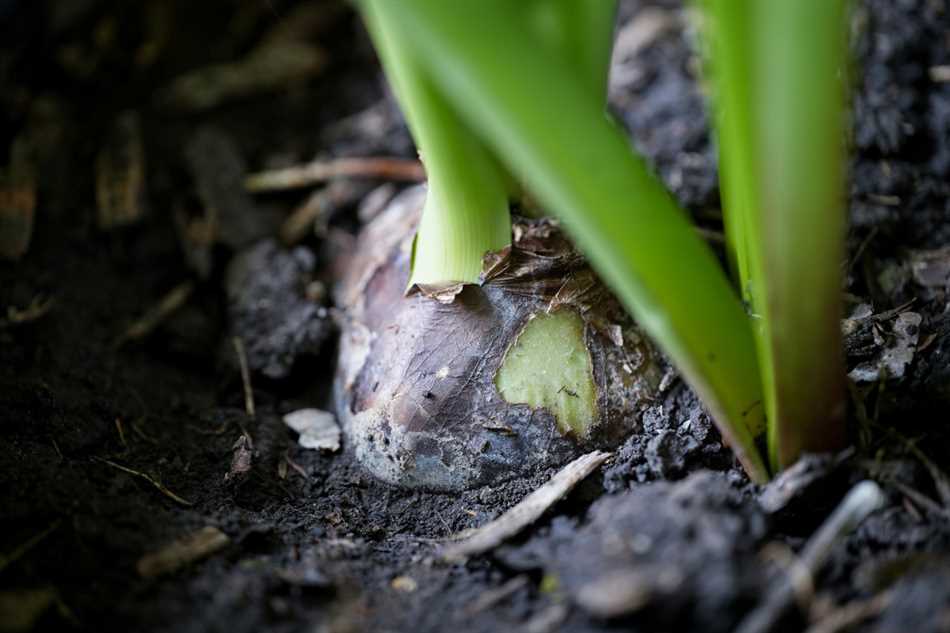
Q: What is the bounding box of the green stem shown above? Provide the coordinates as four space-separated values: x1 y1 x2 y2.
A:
383 0 769 482
521 0 617 101
361 1 511 287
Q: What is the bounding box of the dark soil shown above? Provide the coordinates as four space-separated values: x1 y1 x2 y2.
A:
1 1 949 632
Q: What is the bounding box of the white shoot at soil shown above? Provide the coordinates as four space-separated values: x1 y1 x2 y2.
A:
495 309 597 437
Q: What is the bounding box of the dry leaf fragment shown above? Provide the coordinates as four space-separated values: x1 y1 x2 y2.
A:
283 409 341 451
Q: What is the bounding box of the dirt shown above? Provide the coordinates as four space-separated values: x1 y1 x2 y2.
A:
1 0 950 632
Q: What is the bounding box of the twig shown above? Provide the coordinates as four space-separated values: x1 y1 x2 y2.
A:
244 156 425 192
441 450 611 561
95 457 193 506
0 519 62 573
804 591 892 633
284 453 309 479
279 179 358 245
894 482 950 521
734 481 886 633
464 575 530 616
3 295 54 326
116 281 194 346
232 336 256 418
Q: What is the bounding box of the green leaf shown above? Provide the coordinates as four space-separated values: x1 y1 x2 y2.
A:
706 0 849 469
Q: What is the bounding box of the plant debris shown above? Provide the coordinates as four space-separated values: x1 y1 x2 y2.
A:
2 295 54 327
0 134 36 261
441 450 611 561
735 481 885 633
136 526 231 578
279 179 369 245
94 457 193 507
95 111 146 230
847 311 922 382
157 5 329 111
245 156 424 193
116 282 195 346
226 432 254 482
0 520 61 575
283 409 341 452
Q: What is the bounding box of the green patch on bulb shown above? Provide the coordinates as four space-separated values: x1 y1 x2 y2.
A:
495 309 597 437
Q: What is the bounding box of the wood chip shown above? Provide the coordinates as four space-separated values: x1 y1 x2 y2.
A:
136 526 230 578
0 135 36 261
95 111 146 229
441 451 611 561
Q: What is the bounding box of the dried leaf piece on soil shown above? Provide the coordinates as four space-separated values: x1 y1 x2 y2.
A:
136 526 231 578
441 450 611 561
284 409 340 452
848 311 922 382
226 433 254 482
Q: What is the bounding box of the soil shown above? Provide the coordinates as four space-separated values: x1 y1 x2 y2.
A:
1 1 949 632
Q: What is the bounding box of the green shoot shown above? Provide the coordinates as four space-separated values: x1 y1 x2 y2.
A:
706 0 848 469
361 1 511 287
369 0 770 482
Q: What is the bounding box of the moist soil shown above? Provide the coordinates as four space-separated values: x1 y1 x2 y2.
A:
2 1 950 632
